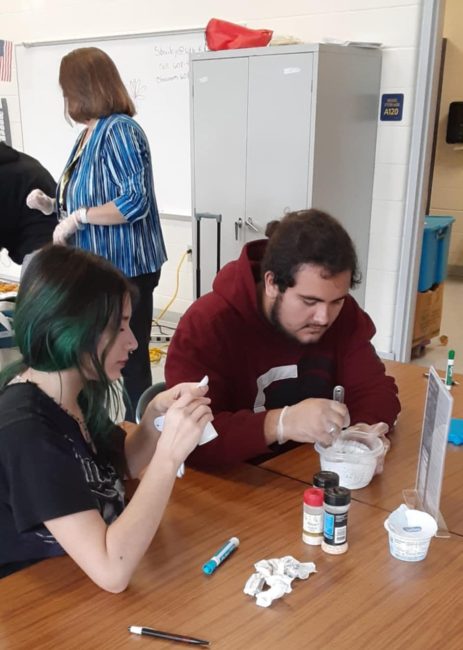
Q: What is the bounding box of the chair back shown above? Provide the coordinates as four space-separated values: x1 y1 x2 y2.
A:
135 381 166 423
0 301 15 349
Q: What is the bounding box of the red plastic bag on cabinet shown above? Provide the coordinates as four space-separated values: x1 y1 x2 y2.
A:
205 18 273 51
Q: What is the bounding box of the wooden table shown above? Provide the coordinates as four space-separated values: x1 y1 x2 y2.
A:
1 463 462 649
260 361 463 535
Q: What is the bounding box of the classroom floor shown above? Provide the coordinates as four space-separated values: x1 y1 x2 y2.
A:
409 276 463 374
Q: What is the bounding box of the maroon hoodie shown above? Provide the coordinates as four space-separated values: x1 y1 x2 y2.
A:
166 240 400 468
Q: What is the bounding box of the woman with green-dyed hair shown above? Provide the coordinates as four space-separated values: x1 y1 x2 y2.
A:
0 245 212 591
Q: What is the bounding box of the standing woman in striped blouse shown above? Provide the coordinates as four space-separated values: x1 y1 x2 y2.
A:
27 47 167 420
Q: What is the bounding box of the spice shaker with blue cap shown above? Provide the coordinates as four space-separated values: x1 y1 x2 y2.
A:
322 486 351 555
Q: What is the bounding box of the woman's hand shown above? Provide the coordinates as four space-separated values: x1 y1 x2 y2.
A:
155 391 213 467
126 382 211 478
142 382 209 423
53 218 76 244
53 208 88 244
26 188 56 215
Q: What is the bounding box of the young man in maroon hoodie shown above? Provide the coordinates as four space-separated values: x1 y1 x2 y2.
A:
166 209 400 469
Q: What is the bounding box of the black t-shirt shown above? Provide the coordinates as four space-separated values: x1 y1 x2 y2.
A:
0 382 126 577
0 142 57 264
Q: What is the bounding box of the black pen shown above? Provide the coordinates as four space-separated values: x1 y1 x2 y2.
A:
129 626 210 646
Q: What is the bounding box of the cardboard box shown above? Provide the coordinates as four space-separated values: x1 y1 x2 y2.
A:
412 283 444 345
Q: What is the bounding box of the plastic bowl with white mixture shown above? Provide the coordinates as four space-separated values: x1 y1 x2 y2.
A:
314 429 384 489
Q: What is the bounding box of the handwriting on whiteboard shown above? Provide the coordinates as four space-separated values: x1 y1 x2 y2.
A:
129 78 147 101
153 43 206 84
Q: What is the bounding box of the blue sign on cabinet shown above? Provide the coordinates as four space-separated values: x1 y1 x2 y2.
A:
380 94 404 121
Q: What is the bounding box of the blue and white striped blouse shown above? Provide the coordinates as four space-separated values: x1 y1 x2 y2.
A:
58 114 167 278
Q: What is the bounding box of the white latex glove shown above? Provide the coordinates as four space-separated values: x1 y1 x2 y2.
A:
26 189 56 215
282 398 349 446
53 213 81 244
346 422 390 474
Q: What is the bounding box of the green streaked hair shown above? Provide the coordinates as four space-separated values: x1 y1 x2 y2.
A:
0 245 137 441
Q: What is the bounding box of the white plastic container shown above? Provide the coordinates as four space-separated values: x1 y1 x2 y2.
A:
314 430 383 490
384 505 438 562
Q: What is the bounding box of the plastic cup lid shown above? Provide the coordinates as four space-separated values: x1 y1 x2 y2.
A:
315 430 383 460
384 505 438 539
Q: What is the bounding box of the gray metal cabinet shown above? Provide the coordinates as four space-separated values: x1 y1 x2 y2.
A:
190 44 381 304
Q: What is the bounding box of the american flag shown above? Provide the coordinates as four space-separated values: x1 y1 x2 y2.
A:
0 40 13 82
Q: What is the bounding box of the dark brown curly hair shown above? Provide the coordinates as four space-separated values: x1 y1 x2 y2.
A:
262 208 361 292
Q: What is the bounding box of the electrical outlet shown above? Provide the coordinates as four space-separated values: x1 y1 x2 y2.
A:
151 334 171 343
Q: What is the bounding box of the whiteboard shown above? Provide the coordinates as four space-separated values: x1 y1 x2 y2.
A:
15 30 205 216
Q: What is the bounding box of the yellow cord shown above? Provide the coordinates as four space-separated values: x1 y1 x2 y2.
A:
152 249 188 327
149 250 189 364
149 346 167 364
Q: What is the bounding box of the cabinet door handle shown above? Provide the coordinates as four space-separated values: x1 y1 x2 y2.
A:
235 218 243 240
245 217 259 232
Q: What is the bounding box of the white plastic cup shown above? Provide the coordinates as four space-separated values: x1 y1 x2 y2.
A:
384 507 438 562
314 430 383 490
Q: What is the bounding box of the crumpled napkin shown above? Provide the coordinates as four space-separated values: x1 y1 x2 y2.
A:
243 556 316 607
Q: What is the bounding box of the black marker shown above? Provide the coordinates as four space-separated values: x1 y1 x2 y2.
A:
129 626 210 646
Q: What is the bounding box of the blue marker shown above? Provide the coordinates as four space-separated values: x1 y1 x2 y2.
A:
202 537 240 575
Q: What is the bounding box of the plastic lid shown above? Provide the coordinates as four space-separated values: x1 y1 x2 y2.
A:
202 560 217 575
315 430 384 459
313 471 340 489
448 349 455 360
424 216 455 230
324 486 351 506
303 487 324 507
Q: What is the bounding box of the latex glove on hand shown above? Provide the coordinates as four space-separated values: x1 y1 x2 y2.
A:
26 189 56 215
282 398 350 446
52 210 85 244
345 422 390 474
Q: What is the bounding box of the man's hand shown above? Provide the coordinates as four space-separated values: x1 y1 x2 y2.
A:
26 189 55 215
278 398 350 446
